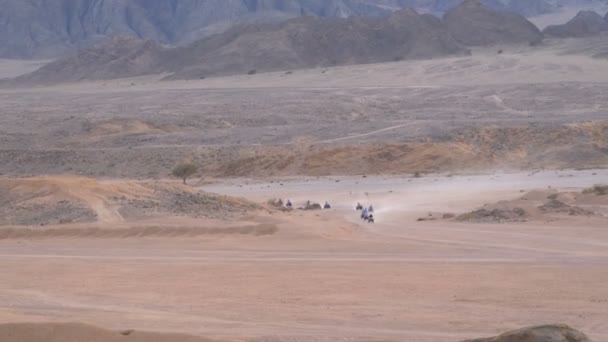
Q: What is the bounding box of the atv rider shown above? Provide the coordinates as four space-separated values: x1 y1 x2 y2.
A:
361 207 369 220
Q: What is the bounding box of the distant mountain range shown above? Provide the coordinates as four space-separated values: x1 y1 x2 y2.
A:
2 0 608 58
14 0 551 84
543 9 608 36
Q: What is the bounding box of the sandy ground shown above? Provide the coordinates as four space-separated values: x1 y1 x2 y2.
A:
0 170 607 341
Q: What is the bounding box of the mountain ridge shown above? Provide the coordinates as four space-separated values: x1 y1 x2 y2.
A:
14 1 550 84
2 0 606 59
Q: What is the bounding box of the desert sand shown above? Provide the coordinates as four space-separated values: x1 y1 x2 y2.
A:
0 170 606 341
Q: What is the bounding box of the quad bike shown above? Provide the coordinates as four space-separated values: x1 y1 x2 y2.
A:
324 203 331 209
356 203 363 211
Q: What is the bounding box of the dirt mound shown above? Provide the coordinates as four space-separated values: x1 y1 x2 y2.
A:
457 207 528 223
0 176 258 226
539 199 595 216
118 182 259 220
456 188 608 223
0 322 225 342
583 184 608 196
444 0 543 46
462 324 592 342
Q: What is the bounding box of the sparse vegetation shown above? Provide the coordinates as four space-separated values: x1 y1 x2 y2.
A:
414 171 422 178
583 184 608 195
248 69 257 75
497 49 503 54
172 163 198 185
267 198 284 207
303 202 322 210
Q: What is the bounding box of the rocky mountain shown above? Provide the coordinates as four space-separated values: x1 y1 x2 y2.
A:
1 0 603 59
0 0 391 58
444 0 544 46
15 9 468 83
14 36 169 84
543 10 608 37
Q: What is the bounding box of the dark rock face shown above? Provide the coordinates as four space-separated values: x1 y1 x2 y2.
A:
443 0 544 46
0 0 584 58
0 0 392 58
14 36 168 83
462 324 593 342
16 9 468 83
544 10 608 38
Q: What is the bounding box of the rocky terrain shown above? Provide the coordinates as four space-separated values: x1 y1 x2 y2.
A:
462 324 592 342
543 10 608 37
3 0 605 59
15 8 468 83
456 187 608 223
17 0 601 83
444 0 544 46
2 66 608 177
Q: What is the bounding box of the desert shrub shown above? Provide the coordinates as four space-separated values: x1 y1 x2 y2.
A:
172 163 198 185
304 202 322 211
267 198 284 207
583 184 608 195
248 69 257 75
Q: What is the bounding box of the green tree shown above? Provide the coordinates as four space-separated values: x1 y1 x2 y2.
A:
172 163 198 185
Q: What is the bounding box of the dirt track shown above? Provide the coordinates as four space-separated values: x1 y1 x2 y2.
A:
1 171 607 341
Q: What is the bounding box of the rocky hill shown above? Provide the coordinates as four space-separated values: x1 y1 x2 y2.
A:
444 0 544 46
16 36 169 83
543 10 608 37
16 9 469 83
166 9 468 80
0 0 601 59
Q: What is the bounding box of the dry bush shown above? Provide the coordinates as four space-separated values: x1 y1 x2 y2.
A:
583 184 608 195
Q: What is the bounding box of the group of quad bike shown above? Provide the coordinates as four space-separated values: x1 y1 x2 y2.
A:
356 203 375 223
285 200 332 210
281 200 373 222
